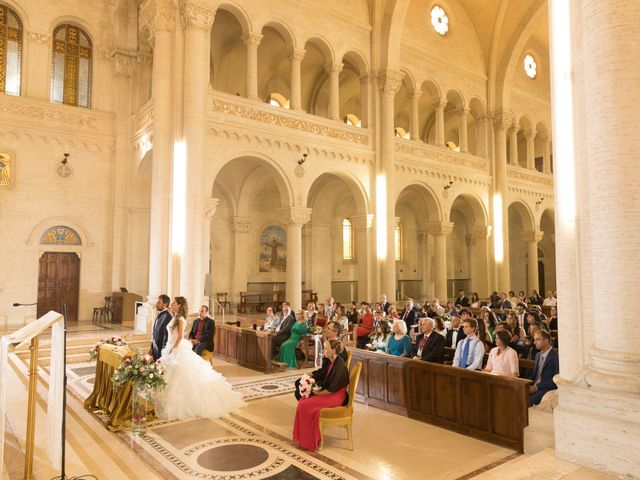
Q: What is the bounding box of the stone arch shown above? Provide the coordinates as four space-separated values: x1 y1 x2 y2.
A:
210 7 247 95
301 37 334 116
418 78 443 144
302 35 334 63
49 16 97 45
305 171 369 217
516 114 534 168
340 50 369 124
215 2 252 34
259 20 296 50
394 71 415 137
27 217 93 247
508 200 536 292
258 21 294 102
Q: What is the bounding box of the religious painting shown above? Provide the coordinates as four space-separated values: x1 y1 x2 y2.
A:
259 225 286 272
0 153 11 188
40 226 82 245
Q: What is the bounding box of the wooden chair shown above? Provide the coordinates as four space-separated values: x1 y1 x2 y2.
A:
216 292 231 314
345 350 352 370
318 360 362 451
92 296 112 324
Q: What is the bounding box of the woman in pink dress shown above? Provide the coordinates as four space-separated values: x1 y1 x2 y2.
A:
484 329 519 377
293 339 349 451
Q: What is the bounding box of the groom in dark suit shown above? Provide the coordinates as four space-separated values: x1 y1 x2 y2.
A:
150 294 172 361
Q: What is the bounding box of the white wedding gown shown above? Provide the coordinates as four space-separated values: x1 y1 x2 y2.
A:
154 316 245 420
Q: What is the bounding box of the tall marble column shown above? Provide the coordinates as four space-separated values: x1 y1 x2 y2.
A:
326 62 343 120
409 89 421 141
521 229 543 294
427 222 453 302
476 114 489 158
509 125 519 166
231 217 251 305
180 0 215 311
359 74 370 128
377 70 404 301
279 207 312 310
493 113 512 292
289 47 305 111
243 31 262 100
417 228 430 300
550 2 640 476
140 0 175 300
433 100 446 146
458 107 469 152
203 198 219 307
525 129 536 170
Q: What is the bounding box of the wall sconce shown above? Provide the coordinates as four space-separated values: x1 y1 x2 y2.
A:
535 197 544 211
443 180 453 198
61 153 69 165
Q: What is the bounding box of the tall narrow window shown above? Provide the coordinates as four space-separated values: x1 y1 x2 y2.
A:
395 223 402 261
0 5 22 95
51 24 92 108
342 218 353 260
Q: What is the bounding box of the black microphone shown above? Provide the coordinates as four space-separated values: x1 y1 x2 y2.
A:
13 302 37 307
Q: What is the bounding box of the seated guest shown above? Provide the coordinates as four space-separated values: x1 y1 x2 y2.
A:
456 289 469 307
517 290 527 303
481 308 498 343
294 321 346 400
508 290 519 306
477 314 493 350
305 302 317 330
325 296 336 318
380 294 391 314
400 298 420 333
528 289 543 306
279 310 309 368
434 316 447 337
355 305 374 349
515 302 527 331
412 318 445 363
428 298 446 317
548 306 558 331
293 339 349 452
543 291 557 306
387 320 413 357
263 306 281 331
367 319 390 352
484 330 519 377
445 315 466 348
496 292 512 310
315 303 327 327
334 304 349 331
452 319 486 370
188 305 215 356
387 304 400 320
527 311 550 333
470 292 481 308
272 302 296 356
489 291 501 308
528 330 559 406
346 301 358 324
371 308 385 330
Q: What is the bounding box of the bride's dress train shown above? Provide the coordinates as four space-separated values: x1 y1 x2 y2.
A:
154 317 245 420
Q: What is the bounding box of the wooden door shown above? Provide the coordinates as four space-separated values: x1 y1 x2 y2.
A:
37 252 81 322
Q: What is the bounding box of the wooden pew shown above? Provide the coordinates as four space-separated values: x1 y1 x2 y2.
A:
213 323 275 373
443 347 536 370
349 348 531 451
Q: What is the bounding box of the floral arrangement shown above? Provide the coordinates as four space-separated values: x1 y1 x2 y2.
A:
298 373 316 398
111 352 166 399
89 336 128 360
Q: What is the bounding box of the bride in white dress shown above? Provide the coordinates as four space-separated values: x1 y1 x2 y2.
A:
154 296 245 420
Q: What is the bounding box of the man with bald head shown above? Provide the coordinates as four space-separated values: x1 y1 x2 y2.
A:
412 317 445 364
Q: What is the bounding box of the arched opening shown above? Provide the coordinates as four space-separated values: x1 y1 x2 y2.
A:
210 9 246 96
516 115 534 169
418 79 440 145
443 89 465 151
468 97 487 157
534 121 550 172
508 201 535 293
393 72 413 138
300 38 331 117
339 51 366 126
257 24 291 104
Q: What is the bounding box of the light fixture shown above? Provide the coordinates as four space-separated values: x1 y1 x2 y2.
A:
298 153 308 165
536 197 544 206
61 153 69 165
444 181 453 190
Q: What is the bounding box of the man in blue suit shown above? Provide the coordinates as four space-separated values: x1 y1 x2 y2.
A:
528 330 559 406
150 294 172 361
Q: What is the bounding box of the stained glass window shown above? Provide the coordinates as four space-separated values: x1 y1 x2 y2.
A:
342 218 353 260
0 5 22 95
51 24 92 108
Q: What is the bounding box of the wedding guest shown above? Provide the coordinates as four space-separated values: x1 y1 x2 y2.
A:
305 302 317 330
399 298 419 333
272 302 296 356
484 329 519 377
188 305 215 356
529 290 543 306
428 298 446 317
481 308 498 342
456 289 469 307
515 302 527 331
387 304 400 320
316 303 327 327
543 291 557 306
263 306 281 331
470 292 481 308
548 306 558 331
334 304 349 331
367 319 391 352
346 301 358 324
355 305 374 349
452 319 486 370
372 309 385 329
508 290 519 306
293 339 349 452
517 290 527 303
434 316 447 337
387 320 413 357
380 294 391 314
529 330 559 406
279 310 309 368
445 315 466 348
412 317 445 363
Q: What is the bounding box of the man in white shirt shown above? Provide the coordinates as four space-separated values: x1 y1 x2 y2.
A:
452 318 486 370
543 291 557 306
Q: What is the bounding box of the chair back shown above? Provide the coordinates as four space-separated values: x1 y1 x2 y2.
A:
104 296 111 308
346 350 352 370
346 361 362 411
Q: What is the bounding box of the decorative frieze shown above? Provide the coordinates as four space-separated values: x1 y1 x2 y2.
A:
395 140 490 172
27 31 50 45
507 165 554 186
0 98 99 129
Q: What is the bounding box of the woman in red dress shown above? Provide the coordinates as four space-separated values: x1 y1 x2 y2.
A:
355 304 374 349
293 339 349 451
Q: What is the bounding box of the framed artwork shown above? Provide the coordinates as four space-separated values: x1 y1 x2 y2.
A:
40 226 82 245
259 225 286 272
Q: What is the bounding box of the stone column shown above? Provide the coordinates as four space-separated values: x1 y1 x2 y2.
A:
140 0 175 300
476 114 489 158
242 31 262 100
279 207 312 310
289 47 305 111
427 222 453 302
409 89 421 141
525 129 536 170
377 70 405 301
352 214 375 302
418 228 430 301
458 107 469 152
180 0 215 311
326 62 343 120
231 217 251 305
521 229 543 294
493 113 512 292
543 136 552 173
509 125 519 166
433 100 447 146
470 225 491 297
359 74 370 128
203 197 219 307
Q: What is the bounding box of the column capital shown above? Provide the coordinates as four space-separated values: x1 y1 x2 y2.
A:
278 207 312 226
179 0 216 30
232 216 251 233
350 213 375 229
359 73 371 86
204 197 220 220
425 221 454 236
521 229 544 243
140 0 176 37
407 88 422 100
324 62 343 75
242 31 263 48
471 225 492 239
492 112 513 131
111 49 138 77
288 47 306 61
376 69 405 95
417 229 429 243
457 106 470 117
524 128 537 139
432 99 447 110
